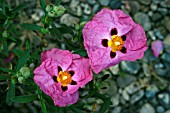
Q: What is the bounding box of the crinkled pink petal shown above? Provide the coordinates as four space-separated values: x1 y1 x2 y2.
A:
89 48 121 74
58 57 93 94
41 48 72 70
124 24 147 51
151 40 163 58
72 54 81 59
34 59 59 96
92 8 135 36
52 90 79 107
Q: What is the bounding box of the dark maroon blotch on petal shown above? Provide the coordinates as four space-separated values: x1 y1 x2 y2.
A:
61 86 68 91
121 35 126 41
69 70 75 76
111 28 118 36
101 39 108 47
110 51 116 58
52 76 57 82
58 66 62 72
120 47 127 53
70 80 77 85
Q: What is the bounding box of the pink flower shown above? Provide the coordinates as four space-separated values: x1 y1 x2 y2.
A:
34 48 93 106
151 40 163 58
83 8 148 73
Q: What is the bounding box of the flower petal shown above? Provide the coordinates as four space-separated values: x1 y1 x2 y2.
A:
52 90 79 107
41 48 72 70
151 40 163 58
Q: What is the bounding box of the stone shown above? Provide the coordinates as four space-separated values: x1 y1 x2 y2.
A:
122 90 130 101
164 34 170 53
92 4 100 14
121 61 140 74
142 63 151 77
140 103 155 113
69 0 82 16
99 0 110 6
145 85 159 99
148 31 156 40
87 0 96 5
154 29 164 39
148 11 153 17
109 0 122 9
60 14 79 27
139 0 151 5
156 106 165 113
158 8 168 15
164 17 170 32
125 82 141 94
109 64 119 75
111 106 121 113
161 53 170 63
130 90 144 104
111 94 120 107
129 1 140 14
80 3 91 15
134 12 151 31
116 75 136 88
152 13 162 22
158 93 170 109
164 110 170 113
151 3 158 11
62 0 70 3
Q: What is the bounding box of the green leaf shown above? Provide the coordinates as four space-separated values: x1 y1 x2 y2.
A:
70 106 85 113
11 94 37 103
50 23 63 39
39 0 46 12
99 98 111 113
21 23 42 31
2 39 9 56
2 1 6 15
58 24 74 35
10 3 28 15
72 49 87 57
55 0 62 6
0 67 15 73
26 40 30 50
40 96 47 113
0 74 9 80
12 49 24 57
6 79 15 105
16 50 30 71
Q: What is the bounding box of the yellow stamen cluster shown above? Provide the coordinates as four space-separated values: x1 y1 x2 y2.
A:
57 71 72 86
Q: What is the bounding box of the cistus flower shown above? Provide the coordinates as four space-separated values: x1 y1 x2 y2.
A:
83 8 148 73
34 48 93 106
151 40 163 58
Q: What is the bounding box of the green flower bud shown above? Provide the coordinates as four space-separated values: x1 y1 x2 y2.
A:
2 31 8 37
18 77 25 83
80 21 88 27
48 11 55 17
45 4 53 12
15 72 22 77
20 67 30 79
41 28 49 34
53 5 66 16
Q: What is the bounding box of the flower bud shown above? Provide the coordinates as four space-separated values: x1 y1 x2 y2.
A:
41 28 49 34
53 5 66 16
48 11 55 17
45 4 53 12
18 77 25 83
20 67 30 79
2 31 8 37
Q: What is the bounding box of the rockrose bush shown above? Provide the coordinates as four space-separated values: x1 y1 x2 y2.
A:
0 0 148 112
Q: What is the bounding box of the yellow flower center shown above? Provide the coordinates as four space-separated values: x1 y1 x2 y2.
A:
108 35 124 52
57 71 72 86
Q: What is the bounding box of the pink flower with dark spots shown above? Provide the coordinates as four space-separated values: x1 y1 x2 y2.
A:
34 48 93 106
83 8 148 73
151 40 163 58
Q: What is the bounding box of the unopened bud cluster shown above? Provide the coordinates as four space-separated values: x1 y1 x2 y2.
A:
45 4 66 17
16 67 30 83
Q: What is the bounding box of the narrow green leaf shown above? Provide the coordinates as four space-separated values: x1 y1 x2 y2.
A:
56 0 62 6
0 67 15 73
99 98 111 113
70 106 85 113
0 11 7 19
50 23 63 39
0 74 9 80
10 3 28 15
58 24 74 35
16 50 30 71
21 23 42 31
26 40 30 50
2 39 9 56
2 1 6 15
39 0 46 12
72 49 87 57
11 94 37 103
12 49 24 57
40 96 47 113
6 79 15 105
